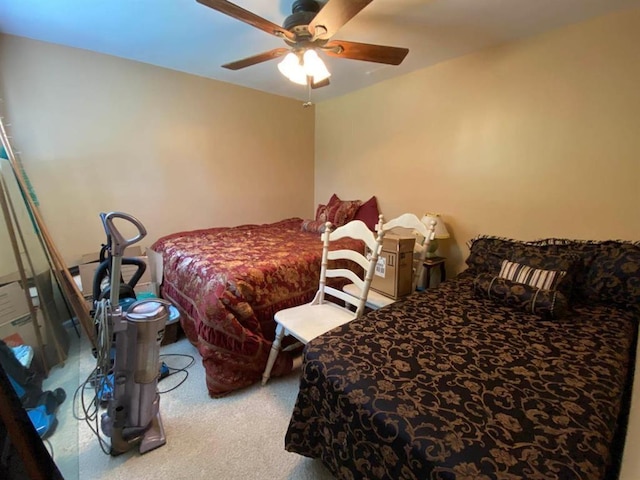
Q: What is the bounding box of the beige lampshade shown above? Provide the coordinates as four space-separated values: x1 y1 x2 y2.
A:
421 213 450 239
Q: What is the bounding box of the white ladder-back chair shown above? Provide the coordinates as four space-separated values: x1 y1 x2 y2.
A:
343 213 437 310
261 217 385 385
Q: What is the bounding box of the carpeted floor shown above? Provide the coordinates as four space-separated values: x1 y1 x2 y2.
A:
44 329 334 480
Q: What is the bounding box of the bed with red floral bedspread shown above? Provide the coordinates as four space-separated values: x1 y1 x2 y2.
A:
151 217 363 397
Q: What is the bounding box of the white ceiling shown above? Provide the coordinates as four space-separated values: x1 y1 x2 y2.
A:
1 0 639 103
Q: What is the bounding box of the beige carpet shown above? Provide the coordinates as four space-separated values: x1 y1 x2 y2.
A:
44 329 335 480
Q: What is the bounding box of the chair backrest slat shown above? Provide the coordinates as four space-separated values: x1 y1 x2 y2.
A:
318 217 385 316
327 249 370 272
326 269 366 289
324 286 363 308
329 219 383 253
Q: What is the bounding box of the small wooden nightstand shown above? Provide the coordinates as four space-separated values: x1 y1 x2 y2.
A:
423 256 446 288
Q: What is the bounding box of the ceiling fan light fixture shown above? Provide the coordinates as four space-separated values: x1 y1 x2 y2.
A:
303 49 331 82
277 51 307 85
278 49 331 86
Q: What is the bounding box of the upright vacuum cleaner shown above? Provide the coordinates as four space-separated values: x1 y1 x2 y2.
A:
94 212 171 455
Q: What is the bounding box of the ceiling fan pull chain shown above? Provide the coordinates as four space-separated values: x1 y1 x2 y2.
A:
303 79 313 108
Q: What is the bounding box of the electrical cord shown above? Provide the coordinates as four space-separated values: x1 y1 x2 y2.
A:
94 300 114 385
73 366 112 455
72 299 113 455
157 353 195 394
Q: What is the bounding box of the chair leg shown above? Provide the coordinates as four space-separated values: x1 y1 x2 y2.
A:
262 324 285 385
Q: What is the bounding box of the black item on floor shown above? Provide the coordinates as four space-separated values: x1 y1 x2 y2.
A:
0 359 63 479
0 340 66 413
0 340 42 408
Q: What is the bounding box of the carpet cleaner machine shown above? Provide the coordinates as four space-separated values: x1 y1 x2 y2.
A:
93 211 170 455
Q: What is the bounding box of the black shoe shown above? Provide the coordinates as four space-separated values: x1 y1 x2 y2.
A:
38 391 58 415
38 388 67 415
54 388 66 406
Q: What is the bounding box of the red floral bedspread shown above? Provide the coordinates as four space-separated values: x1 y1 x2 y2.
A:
151 218 361 397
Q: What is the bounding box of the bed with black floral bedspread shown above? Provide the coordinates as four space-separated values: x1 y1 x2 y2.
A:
285 236 640 480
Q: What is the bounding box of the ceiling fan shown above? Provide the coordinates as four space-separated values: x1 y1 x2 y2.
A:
196 0 409 89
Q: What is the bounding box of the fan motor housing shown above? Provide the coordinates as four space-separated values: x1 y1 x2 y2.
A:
291 0 320 14
283 0 321 33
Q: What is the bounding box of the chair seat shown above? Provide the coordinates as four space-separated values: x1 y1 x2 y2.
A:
274 302 356 344
343 283 395 309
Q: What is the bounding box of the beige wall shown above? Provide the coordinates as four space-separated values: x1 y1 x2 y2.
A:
315 8 640 275
0 34 315 270
0 9 639 477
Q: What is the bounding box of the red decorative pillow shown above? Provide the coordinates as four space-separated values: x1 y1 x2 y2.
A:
316 194 361 227
354 196 380 231
326 194 340 207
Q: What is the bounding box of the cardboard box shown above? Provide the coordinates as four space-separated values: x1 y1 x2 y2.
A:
0 282 30 325
146 247 164 285
381 234 415 254
78 263 97 297
0 311 39 348
370 234 416 300
0 281 39 348
0 271 21 286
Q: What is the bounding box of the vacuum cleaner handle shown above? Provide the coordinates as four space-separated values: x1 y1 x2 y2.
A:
103 212 147 257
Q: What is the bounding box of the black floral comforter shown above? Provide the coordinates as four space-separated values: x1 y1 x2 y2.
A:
285 273 637 480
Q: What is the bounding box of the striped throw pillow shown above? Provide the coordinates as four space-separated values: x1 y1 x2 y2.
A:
498 260 566 290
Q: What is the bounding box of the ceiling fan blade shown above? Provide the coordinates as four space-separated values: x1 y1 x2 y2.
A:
308 0 373 40
323 40 409 65
222 48 290 70
311 77 330 89
196 0 295 41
